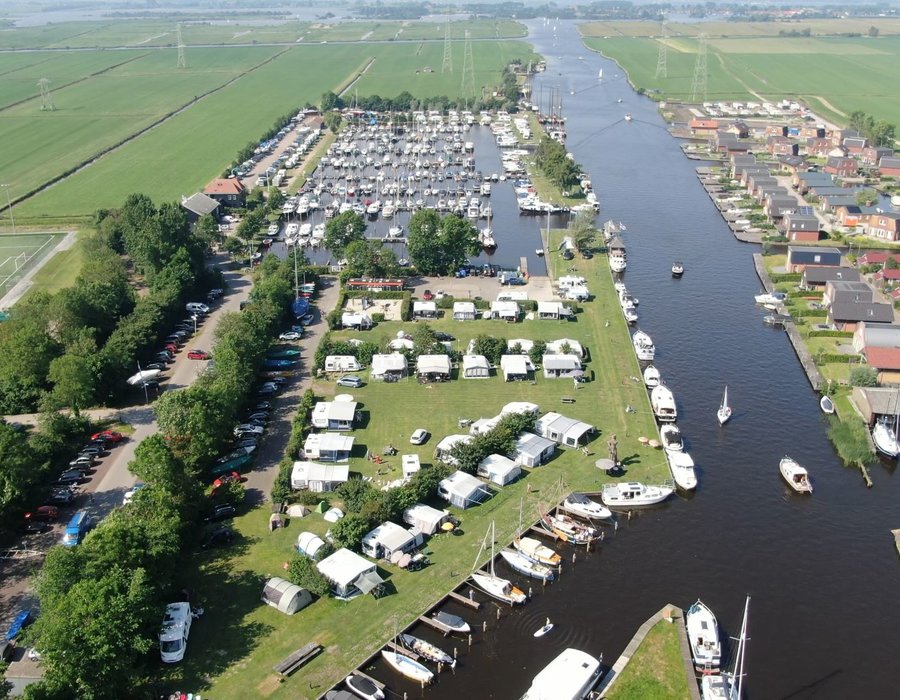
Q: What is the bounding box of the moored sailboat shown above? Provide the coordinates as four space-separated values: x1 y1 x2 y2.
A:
380 650 433 684
398 633 455 668
513 536 562 567
499 548 555 581
700 596 750 700
470 521 528 604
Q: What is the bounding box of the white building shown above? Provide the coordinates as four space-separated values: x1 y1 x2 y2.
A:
546 338 585 357
371 353 408 380
412 300 438 318
416 354 452 381
311 401 358 431
542 354 582 379
534 412 594 447
316 548 383 598
462 354 490 378
500 354 533 381
510 432 557 467
290 461 349 491
361 521 423 559
402 503 451 535
324 355 361 372
477 453 522 486
303 433 354 462
490 300 520 322
537 301 569 320
434 434 474 464
453 301 477 320
437 470 492 509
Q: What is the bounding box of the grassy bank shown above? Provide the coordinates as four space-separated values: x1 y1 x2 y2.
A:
604 619 691 700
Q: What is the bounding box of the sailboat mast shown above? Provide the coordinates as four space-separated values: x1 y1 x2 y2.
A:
734 596 750 700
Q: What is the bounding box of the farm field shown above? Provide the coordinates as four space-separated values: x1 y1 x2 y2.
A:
583 32 900 125
162 242 669 699
580 17 900 39
10 40 535 222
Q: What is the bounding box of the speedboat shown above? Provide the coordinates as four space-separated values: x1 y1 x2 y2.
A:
666 450 698 491
754 291 786 306
399 633 455 668
651 384 677 422
632 331 655 361
601 481 674 507
671 261 684 277
541 512 599 545
563 492 612 520
659 423 683 452
643 364 661 388
779 456 813 494
381 649 433 684
872 418 900 458
429 610 470 635
344 673 385 700
470 571 527 604
686 599 721 670
513 537 562 567
499 549 555 581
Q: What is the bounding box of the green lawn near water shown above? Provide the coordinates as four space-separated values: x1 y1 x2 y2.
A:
604 619 691 700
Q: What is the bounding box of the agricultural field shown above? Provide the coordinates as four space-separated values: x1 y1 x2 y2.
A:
583 32 900 125
580 17 900 39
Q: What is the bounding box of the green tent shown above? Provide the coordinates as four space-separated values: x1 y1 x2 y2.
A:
315 500 328 513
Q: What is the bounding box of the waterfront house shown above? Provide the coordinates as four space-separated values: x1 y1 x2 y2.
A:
878 156 900 178
782 212 820 242
864 213 900 242
823 280 875 306
303 433 354 462
801 266 860 290
765 196 799 221
416 354 451 382
180 192 220 224
291 461 349 492
203 177 246 207
437 471 492 509
861 146 893 166
534 412 594 447
402 504 451 536
316 548 382 598
500 354 532 382
729 154 756 177
490 300 520 322
737 166 770 186
746 173 775 195
361 521 423 560
412 300 438 319
852 322 900 353
850 387 900 425
786 246 842 273
827 301 893 331
311 401 358 431
537 301 569 320
477 454 522 486
370 353 408 381
452 301 476 320
461 354 490 379
542 354 582 379
824 157 858 178
510 432 557 467
689 118 719 134
434 435 474 465
546 338 585 358
863 347 900 382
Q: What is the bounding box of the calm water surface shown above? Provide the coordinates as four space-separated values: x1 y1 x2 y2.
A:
372 20 900 700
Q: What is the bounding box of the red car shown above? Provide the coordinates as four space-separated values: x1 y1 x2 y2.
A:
164 342 179 353
91 430 124 444
187 349 211 360
25 505 59 522
422 289 434 300
212 472 242 490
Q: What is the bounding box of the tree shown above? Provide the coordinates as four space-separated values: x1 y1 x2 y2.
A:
407 211 480 275
195 214 221 248
571 210 597 252
849 365 878 387
129 432 201 498
47 339 98 410
472 334 506 365
329 513 371 550
406 209 442 274
287 556 331 597
324 211 366 256
342 239 398 280
324 112 343 133
153 386 232 470
321 91 344 111
528 339 547 366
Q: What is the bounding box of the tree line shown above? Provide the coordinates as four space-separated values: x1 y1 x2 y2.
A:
848 110 896 149
534 136 583 193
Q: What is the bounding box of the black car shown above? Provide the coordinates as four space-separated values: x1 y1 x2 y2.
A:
46 488 76 506
78 445 105 456
580 250 594 260
200 526 235 549
254 401 272 411
234 438 258 450
144 362 167 372
22 521 51 535
204 504 236 522
434 332 455 342
55 470 85 484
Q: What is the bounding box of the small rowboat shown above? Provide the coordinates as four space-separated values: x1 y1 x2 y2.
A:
534 620 554 638
820 395 835 415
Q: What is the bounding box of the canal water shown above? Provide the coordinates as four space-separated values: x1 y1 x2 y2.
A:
370 20 900 700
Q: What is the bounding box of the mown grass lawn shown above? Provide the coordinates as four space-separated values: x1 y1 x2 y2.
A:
164 238 669 699
604 619 691 700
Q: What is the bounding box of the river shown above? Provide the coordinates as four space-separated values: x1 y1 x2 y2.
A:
377 20 900 700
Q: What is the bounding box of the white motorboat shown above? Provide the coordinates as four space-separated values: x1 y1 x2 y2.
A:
779 456 813 494
622 305 638 324
480 228 497 251
659 423 683 452
666 450 697 491
429 610 470 634
643 364 661 388
345 673 385 700
499 549 555 581
819 395 835 415
671 261 684 277
754 291 786 306
399 633 456 668
127 369 161 386
520 648 602 700
470 571 527 604
651 384 677 422
385 225 404 240
540 511 599 546
717 385 732 426
686 599 722 670
632 331 655 361
609 252 627 273
513 537 561 567
701 596 750 700
381 650 433 684
563 492 612 520
624 113 633 122
601 481 674 507
872 418 900 458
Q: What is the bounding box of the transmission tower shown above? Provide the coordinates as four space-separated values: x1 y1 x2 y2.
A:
690 33 708 103
461 30 476 101
37 78 54 111
655 22 668 79
441 18 453 73
176 23 187 69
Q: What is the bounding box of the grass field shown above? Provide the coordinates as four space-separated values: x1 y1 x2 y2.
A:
0 232 65 299
163 241 671 699
583 32 900 125
604 619 691 700
580 17 900 39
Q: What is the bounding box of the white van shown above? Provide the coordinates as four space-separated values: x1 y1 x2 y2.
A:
160 602 192 663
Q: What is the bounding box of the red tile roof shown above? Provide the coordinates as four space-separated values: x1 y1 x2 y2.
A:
690 119 719 130
875 269 900 281
204 178 245 196
865 346 900 371
858 252 900 266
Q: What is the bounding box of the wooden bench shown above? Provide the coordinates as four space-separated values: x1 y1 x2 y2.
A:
561 396 576 404
273 642 322 677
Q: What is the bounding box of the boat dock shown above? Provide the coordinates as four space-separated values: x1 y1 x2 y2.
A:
383 639 420 660
696 167 765 244
447 589 481 609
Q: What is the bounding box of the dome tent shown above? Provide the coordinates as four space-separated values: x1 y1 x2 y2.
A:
261 577 312 615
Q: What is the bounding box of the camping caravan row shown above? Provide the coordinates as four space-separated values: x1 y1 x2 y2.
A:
315 547 385 599
361 520 423 560
311 400 358 431
324 355 361 373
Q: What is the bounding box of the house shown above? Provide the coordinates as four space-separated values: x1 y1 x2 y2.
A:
823 280 875 307
863 347 900 379
302 433 354 462
878 156 900 178
361 521 423 560
842 136 868 154
453 301 476 320
852 322 900 353
311 401 358 431
861 146 893 166
766 124 789 137
865 213 900 242
477 454 522 486
510 432 557 467
801 266 860 289
782 213 820 242
434 434 474 464
857 252 900 267
370 353 407 381
872 268 900 286
180 193 220 224
542 354 582 379
402 503 451 536
538 301 568 320
534 412 594 447
765 196 798 221
500 354 532 381
203 177 246 207
469 416 501 435
777 155 807 174
805 137 832 156
412 300 438 319
324 355 361 373
798 125 826 139
786 246 842 273
290 461 349 491
689 118 719 133
727 120 750 138
546 338 585 357
827 301 894 330
437 471 492 509
792 171 834 194
824 157 857 178
490 300 520 322
261 577 313 616
850 386 900 424
767 136 799 156
821 194 859 211
316 548 383 598
416 354 451 382
462 354 490 379
341 313 372 330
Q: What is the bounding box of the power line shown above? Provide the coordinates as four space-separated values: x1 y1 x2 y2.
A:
441 17 453 73
37 78 54 111
655 22 668 79
176 23 187 69
461 30 476 102
690 33 708 103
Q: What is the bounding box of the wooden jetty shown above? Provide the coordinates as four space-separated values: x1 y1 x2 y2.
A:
529 524 559 540
448 589 481 609
384 639 419 660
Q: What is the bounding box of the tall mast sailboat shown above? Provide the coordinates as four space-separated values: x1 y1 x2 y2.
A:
717 385 732 426
469 521 527 605
700 596 750 700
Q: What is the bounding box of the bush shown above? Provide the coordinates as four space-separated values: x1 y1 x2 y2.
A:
287 556 332 597
849 365 878 387
371 312 385 323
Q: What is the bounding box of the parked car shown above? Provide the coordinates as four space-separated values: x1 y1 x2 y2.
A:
207 288 224 299
299 312 315 326
410 428 429 445
279 331 302 341
234 438 258 450
422 289 434 300
46 487 76 506
94 430 125 444
154 352 174 363
69 455 96 468
56 470 86 484
245 412 269 423
186 302 210 314
77 445 105 456
123 483 146 505
204 505 236 523
254 401 272 411
187 349 211 360
201 526 235 549
145 362 167 372
234 424 264 436
259 382 282 393
434 332 455 342
502 276 527 286
25 505 59 522
22 520 51 535
256 386 276 397
336 375 363 388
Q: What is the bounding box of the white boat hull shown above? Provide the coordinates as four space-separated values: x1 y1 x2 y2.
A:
513 537 561 567
499 549 554 581
780 456 813 493
872 420 900 458
666 450 697 491
601 482 674 507
381 650 433 684
470 572 527 604
686 600 722 670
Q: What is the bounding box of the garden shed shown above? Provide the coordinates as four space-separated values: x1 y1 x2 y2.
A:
462 354 490 378
261 577 312 615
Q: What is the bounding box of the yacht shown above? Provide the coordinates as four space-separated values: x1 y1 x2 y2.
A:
779 456 813 494
632 331 655 361
520 648 602 700
872 418 899 458
381 650 433 684
754 291 786 306
562 492 613 520
686 600 722 670
659 423 683 452
600 482 674 507
666 450 698 490
609 250 627 273
672 261 684 277
499 549 555 582
651 384 677 422
513 537 562 567
643 364 661 388
398 633 455 668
